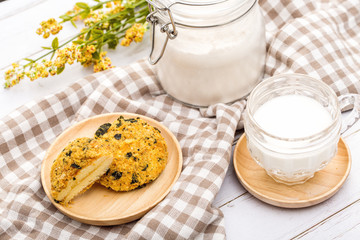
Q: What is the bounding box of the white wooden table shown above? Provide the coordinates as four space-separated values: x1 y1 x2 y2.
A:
1 1 360 239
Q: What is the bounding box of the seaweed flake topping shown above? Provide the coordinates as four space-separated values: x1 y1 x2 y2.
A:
70 163 81 169
112 171 123 180
131 173 138 184
142 164 148 171
116 116 123 127
65 150 72 157
125 118 138 123
95 123 111 137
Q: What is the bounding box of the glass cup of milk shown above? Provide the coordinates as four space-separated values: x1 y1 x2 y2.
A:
244 74 341 185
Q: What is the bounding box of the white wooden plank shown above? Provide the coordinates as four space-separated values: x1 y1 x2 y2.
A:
294 199 360 239
0 0 46 20
220 185 360 239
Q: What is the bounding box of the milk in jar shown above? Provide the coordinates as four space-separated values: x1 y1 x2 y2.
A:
147 0 266 106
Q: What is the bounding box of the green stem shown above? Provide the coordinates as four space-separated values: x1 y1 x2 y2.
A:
59 0 114 24
25 10 137 67
60 0 148 24
86 12 148 48
23 0 149 68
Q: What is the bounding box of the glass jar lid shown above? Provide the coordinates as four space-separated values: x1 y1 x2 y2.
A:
147 0 257 27
146 0 258 64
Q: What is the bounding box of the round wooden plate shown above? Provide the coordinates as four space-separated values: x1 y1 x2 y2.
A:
233 134 351 208
41 113 183 225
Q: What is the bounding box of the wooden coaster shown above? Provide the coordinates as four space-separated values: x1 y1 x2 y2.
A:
233 135 351 208
41 113 183 225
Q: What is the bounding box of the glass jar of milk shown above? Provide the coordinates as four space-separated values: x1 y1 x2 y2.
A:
146 0 266 107
244 74 341 185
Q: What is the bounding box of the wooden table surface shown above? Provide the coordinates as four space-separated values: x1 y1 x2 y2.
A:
1 0 360 239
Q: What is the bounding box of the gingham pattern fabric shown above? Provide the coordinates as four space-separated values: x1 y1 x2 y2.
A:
261 0 360 95
1 0 360 239
0 60 245 239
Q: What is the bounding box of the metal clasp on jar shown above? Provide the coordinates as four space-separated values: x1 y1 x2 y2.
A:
146 0 178 64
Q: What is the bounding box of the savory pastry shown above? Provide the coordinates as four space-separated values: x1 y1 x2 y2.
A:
50 115 168 206
50 137 113 205
95 116 168 191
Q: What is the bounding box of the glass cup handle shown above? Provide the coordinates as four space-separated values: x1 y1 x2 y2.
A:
338 93 360 134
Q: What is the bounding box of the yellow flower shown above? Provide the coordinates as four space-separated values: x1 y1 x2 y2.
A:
67 58 75 65
43 60 52 68
134 33 144 43
49 69 57 76
41 71 49 78
87 45 96 53
93 54 113 72
120 38 131 47
36 28 43 35
12 63 19 68
109 5 125 14
121 23 147 46
114 0 122 6
50 25 63 35
37 18 63 38
43 32 50 39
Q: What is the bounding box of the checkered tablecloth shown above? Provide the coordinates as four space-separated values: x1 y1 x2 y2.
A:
1 0 360 239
